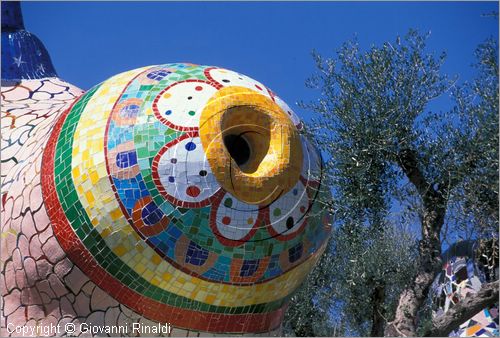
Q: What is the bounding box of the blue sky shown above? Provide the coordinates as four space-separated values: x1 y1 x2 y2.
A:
23 2 498 121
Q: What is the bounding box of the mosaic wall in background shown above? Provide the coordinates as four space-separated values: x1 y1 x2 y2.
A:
431 242 499 337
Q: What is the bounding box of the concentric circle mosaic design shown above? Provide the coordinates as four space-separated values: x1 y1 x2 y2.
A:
41 63 332 332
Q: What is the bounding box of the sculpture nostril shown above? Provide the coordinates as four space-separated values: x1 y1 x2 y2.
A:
223 134 251 167
220 106 271 174
200 86 303 205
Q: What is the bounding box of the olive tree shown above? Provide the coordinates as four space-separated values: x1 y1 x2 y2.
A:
291 30 498 336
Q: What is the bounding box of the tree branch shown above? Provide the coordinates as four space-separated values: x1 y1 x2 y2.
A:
371 282 386 337
398 149 431 198
385 271 437 336
425 280 499 337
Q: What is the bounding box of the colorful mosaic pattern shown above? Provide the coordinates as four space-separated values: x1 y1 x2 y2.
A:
431 245 499 337
2 2 57 80
37 64 331 333
0 3 330 335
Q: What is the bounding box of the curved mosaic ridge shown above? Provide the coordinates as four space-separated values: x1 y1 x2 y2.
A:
41 63 332 333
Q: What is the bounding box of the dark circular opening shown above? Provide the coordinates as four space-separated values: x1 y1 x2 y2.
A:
223 134 251 166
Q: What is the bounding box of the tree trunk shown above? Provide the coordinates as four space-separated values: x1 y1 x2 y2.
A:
385 208 444 336
371 282 386 337
385 150 446 336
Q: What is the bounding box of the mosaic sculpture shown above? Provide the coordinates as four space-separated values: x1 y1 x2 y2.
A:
431 241 499 337
1 3 331 336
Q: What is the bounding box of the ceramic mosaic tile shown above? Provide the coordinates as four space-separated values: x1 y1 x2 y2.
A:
1 3 333 335
431 248 499 337
1 63 332 336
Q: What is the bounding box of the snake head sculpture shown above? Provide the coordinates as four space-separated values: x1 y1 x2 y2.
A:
1 3 331 336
